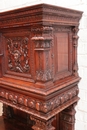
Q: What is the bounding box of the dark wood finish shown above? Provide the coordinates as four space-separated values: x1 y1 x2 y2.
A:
60 103 77 130
0 3 82 130
0 115 33 130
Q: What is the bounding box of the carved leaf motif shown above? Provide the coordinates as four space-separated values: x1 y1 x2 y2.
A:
7 37 30 73
36 69 52 81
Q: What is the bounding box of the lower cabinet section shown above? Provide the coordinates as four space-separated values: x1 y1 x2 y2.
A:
2 104 77 130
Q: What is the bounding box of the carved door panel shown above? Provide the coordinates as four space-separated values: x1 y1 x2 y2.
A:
0 30 35 82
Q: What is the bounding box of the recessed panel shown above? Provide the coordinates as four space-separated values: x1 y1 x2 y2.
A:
57 33 68 72
54 32 68 73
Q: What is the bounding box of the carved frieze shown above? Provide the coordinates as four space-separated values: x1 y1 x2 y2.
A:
0 86 79 113
7 37 30 73
31 26 53 82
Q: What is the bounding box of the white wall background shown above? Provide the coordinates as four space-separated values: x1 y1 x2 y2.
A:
0 0 87 130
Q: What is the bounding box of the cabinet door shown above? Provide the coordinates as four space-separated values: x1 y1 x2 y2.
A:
0 29 35 83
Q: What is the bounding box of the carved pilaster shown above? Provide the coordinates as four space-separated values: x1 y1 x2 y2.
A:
30 116 56 130
72 27 79 77
60 103 77 130
32 26 53 82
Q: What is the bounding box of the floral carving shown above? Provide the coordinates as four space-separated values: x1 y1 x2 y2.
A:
36 69 52 81
7 37 30 73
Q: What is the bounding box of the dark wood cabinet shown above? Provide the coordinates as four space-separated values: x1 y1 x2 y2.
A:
0 4 82 130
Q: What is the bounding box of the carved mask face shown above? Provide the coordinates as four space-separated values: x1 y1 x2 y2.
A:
14 52 19 61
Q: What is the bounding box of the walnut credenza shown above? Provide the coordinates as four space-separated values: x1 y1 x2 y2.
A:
0 4 82 130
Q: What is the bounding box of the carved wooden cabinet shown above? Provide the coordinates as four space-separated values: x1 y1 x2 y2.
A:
0 4 82 130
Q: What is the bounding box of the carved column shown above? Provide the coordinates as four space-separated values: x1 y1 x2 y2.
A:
60 103 77 130
72 27 79 77
31 26 53 83
30 116 56 130
0 34 4 77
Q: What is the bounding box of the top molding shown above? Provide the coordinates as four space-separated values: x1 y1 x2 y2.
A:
0 3 83 28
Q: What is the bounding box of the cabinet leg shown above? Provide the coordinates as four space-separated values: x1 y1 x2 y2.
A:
30 116 56 130
60 103 77 130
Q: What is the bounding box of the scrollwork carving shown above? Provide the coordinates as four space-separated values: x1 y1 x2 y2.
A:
7 37 30 73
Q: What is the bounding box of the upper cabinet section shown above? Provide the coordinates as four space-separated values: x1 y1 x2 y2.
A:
0 4 83 86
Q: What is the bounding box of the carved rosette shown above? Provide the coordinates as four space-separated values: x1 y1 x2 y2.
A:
32 26 53 82
7 37 30 73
